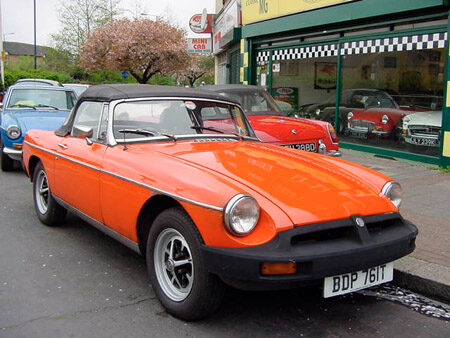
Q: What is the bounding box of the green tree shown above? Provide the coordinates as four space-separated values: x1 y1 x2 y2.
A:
52 0 120 55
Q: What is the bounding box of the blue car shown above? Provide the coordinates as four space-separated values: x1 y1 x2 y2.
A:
0 84 77 171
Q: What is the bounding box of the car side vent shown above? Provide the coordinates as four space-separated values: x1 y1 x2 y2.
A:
194 138 238 142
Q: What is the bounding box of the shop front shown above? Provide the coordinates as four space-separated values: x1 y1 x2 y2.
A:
239 0 450 166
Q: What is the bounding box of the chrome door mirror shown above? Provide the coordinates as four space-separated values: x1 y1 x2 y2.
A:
72 125 93 138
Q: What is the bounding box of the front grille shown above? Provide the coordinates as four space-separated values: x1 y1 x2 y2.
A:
409 125 441 139
350 120 375 132
290 214 401 246
291 226 353 245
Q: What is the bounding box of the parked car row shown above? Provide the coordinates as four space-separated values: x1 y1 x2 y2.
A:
299 89 443 149
1 81 417 321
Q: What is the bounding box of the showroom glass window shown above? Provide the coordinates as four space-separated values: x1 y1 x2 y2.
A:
269 44 339 119
340 33 446 157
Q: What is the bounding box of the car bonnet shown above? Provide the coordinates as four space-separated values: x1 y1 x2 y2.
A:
246 115 325 143
153 140 397 226
9 110 70 134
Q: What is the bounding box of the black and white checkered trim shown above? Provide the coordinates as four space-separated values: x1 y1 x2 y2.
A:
256 51 270 65
272 44 339 61
341 33 448 55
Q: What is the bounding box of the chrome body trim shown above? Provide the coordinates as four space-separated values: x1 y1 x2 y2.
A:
24 141 224 212
3 146 23 161
52 195 141 254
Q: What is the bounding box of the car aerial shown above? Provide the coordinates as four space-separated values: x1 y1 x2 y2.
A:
203 84 341 156
299 89 401 133
13 78 63 87
0 84 77 171
401 110 442 147
63 83 90 97
23 84 417 321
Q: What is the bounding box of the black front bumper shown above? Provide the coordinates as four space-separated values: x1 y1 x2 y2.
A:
201 213 417 290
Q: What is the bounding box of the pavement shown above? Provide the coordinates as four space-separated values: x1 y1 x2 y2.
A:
341 149 450 303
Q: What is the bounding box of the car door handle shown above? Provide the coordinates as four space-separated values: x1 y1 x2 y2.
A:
58 143 68 149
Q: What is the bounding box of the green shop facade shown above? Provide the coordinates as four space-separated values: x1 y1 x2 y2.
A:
234 0 450 166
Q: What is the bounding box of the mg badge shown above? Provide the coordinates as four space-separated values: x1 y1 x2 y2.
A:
355 217 365 227
291 129 297 135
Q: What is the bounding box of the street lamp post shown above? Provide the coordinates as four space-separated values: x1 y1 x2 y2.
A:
33 0 37 70
0 0 4 89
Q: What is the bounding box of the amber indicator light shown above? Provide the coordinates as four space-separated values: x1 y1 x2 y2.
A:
261 262 297 275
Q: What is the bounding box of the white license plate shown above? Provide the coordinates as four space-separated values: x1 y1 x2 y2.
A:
323 262 393 298
410 137 438 146
283 142 317 152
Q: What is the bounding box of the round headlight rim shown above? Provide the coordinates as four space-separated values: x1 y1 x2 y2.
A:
224 193 260 237
347 112 354 120
381 181 403 208
381 114 389 124
6 125 21 140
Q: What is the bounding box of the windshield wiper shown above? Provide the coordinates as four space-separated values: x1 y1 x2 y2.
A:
118 129 177 141
190 125 225 134
191 125 245 140
35 104 60 110
11 104 36 110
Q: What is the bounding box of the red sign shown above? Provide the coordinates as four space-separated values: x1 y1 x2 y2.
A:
189 13 213 34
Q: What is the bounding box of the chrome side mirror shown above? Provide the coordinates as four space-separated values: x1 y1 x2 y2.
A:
72 125 93 138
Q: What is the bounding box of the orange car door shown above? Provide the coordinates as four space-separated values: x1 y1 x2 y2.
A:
53 101 108 222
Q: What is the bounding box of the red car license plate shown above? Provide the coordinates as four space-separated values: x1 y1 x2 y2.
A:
283 142 317 152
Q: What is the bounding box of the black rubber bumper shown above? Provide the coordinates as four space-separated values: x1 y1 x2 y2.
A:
201 213 418 289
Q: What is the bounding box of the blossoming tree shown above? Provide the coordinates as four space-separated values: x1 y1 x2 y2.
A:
80 18 188 84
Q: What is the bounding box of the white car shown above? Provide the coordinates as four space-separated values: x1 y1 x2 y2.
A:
401 110 442 147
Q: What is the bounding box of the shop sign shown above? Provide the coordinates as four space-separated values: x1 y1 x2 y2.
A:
271 87 299 110
213 0 239 54
187 38 212 54
314 62 337 89
272 63 280 73
242 0 356 25
189 12 213 34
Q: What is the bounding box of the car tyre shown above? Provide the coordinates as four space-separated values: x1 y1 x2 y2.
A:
147 207 225 321
1 140 15 172
33 162 66 226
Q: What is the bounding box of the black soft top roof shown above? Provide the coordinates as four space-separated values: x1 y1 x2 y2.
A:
79 84 236 103
55 84 239 137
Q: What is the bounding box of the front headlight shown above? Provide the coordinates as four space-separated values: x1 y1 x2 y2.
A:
381 114 389 124
224 194 260 236
381 181 403 208
403 116 410 123
347 112 353 120
6 125 21 140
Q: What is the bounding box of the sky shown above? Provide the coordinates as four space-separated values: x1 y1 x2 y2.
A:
0 0 215 46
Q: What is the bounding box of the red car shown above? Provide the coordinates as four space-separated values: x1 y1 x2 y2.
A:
203 85 341 156
346 92 427 139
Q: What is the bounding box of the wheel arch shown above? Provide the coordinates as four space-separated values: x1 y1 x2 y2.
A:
28 155 41 181
136 194 200 256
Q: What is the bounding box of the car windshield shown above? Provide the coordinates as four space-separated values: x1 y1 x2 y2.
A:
218 90 284 116
353 91 398 109
64 85 89 97
7 88 76 110
112 99 256 141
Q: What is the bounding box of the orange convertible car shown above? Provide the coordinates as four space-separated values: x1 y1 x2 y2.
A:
23 84 417 320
